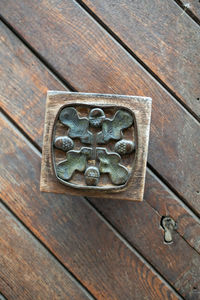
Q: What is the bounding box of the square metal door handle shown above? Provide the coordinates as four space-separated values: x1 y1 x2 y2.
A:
40 92 152 201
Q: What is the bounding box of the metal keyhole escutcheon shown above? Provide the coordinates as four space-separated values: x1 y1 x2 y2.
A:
161 217 176 243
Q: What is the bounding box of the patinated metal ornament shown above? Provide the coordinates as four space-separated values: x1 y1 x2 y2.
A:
53 105 136 190
40 92 152 201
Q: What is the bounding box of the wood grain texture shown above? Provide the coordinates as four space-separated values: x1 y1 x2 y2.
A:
144 170 200 253
0 203 92 300
82 0 200 117
89 193 200 298
0 22 66 147
1 18 200 294
0 114 180 300
40 91 152 201
0 1 199 212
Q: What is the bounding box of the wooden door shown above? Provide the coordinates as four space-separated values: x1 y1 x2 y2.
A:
0 1 200 299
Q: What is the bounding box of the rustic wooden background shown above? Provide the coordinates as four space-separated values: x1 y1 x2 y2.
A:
0 1 200 299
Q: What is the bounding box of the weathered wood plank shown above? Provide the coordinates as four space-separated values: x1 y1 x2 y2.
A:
0 203 93 300
0 2 199 212
82 0 200 117
0 114 181 300
0 22 66 147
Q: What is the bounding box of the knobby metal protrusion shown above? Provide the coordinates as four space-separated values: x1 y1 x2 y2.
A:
161 216 176 243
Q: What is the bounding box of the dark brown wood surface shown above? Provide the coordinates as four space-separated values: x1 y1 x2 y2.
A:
0 0 199 214
0 202 93 300
82 0 200 117
0 1 200 299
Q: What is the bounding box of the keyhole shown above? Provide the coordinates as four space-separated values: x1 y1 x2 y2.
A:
161 217 176 243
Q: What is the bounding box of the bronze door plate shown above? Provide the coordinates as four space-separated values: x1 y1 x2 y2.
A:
40 92 152 201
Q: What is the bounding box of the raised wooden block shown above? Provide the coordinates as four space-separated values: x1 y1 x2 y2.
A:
40 92 152 201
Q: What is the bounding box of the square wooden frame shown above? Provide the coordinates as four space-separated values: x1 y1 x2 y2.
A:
40 91 152 201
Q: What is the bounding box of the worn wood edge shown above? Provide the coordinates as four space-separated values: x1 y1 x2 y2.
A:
174 0 200 24
47 90 152 101
40 91 152 201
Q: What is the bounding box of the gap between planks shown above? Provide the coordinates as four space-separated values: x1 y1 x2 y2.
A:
173 0 200 25
0 17 199 219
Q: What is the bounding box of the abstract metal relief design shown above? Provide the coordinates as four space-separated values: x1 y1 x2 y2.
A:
52 105 136 190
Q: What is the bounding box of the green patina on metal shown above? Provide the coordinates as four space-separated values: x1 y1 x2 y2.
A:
57 148 92 180
54 136 74 152
97 110 133 144
97 148 129 185
54 106 135 188
59 107 92 144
